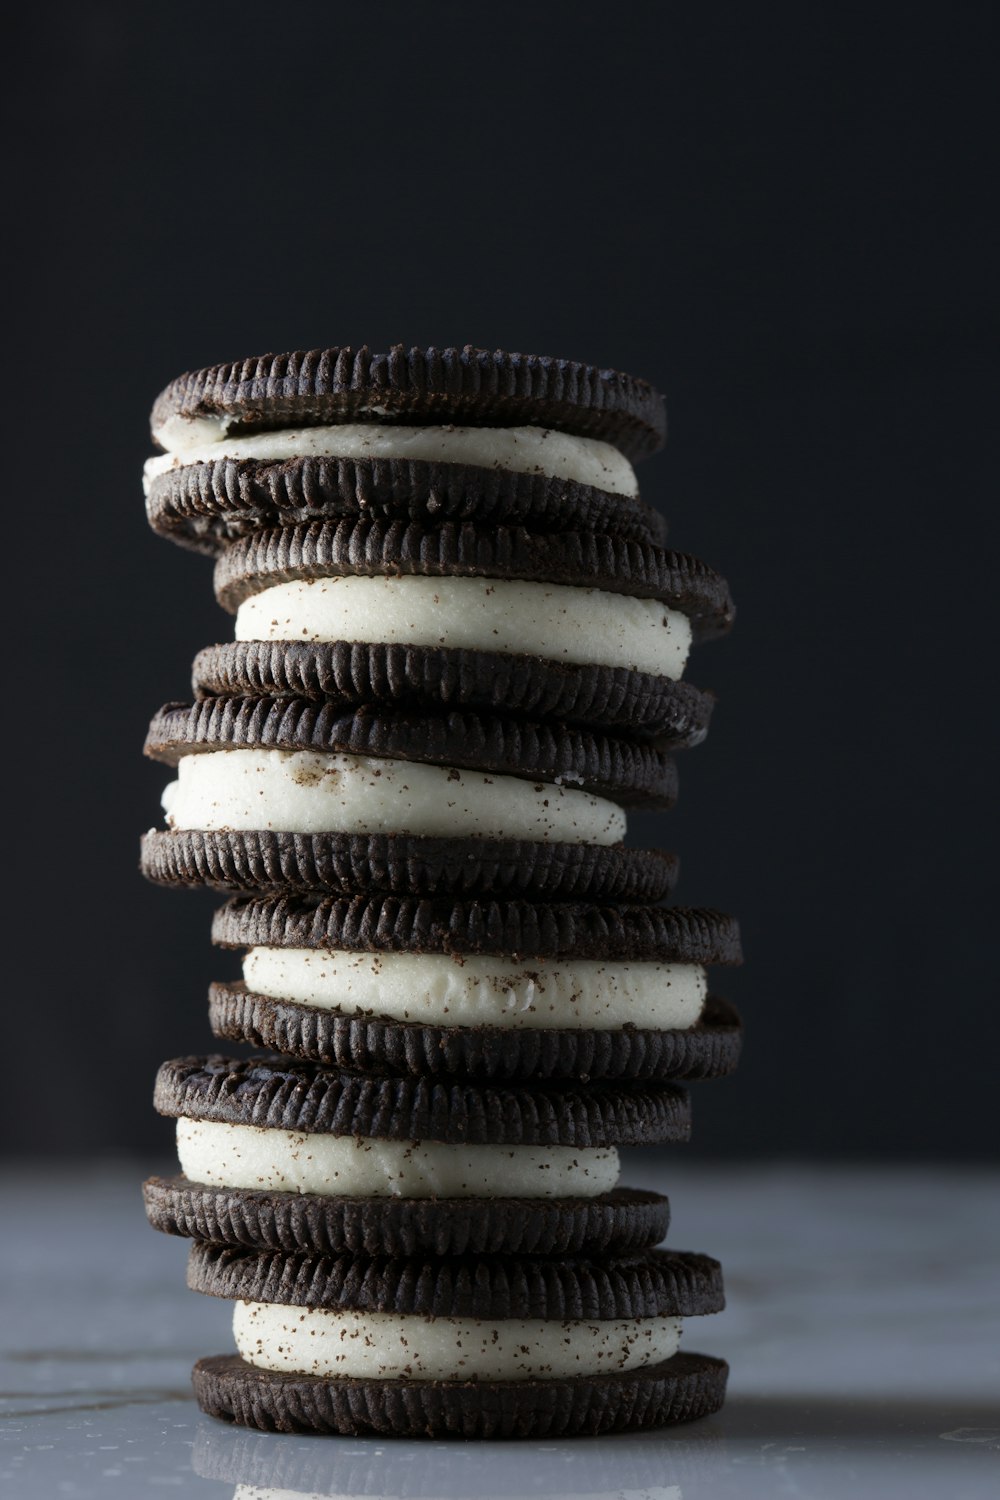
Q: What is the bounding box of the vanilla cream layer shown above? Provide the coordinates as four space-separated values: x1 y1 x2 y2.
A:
160 749 625 844
177 1119 620 1198
146 422 637 497
236 576 690 680
233 1300 682 1381
243 948 706 1031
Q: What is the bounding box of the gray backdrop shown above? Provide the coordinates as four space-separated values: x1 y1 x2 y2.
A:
5 1 995 1159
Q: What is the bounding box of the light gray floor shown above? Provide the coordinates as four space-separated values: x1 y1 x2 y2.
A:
1 1161 997 1498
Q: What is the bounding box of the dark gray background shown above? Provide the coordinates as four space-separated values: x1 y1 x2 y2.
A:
5 2 996 1160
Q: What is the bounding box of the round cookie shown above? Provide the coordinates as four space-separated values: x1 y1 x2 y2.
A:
151 1053 687 1263
211 894 743 964
200 520 728 741
140 829 679 903
150 345 668 461
153 1054 692 1146
206 985 742 1084
186 1241 725 1319
183 1239 725 1438
142 697 681 902
142 1177 671 1257
191 1348 728 1437
205 893 742 1082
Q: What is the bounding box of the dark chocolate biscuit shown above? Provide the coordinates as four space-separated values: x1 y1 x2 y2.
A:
144 697 679 807
186 1242 724 1318
154 1054 692 1146
212 518 735 640
212 894 744 966
151 346 667 461
191 640 715 744
140 830 678 903
146 455 668 556
143 1176 671 1257
191 1349 728 1437
207 985 742 1083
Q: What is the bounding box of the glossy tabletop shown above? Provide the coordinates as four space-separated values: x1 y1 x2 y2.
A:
2 1162 997 1498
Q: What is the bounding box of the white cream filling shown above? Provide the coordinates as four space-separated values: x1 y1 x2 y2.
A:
176 1119 620 1198
236 575 691 680
233 1301 682 1381
145 422 637 497
160 748 625 844
243 948 706 1032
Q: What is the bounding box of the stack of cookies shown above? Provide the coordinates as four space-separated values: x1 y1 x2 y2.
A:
140 346 742 1438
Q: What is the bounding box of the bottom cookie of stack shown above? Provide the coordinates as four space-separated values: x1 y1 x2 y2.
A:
186 1242 727 1438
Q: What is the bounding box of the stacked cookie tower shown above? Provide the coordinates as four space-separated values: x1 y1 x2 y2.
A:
141 347 742 1438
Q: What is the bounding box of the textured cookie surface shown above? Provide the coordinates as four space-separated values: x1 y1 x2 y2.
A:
147 455 669 555
144 697 679 807
212 894 744 965
191 640 715 743
153 1054 692 1146
141 830 678 903
208 984 743 1082
143 1176 671 1256
213 518 734 640
191 1349 728 1437
187 1242 724 1318
151 346 668 461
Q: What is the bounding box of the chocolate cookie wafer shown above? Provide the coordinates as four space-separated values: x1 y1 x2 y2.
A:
184 1240 725 1437
192 1349 728 1438
146 1053 687 1258
141 698 680 901
150 347 667 454
153 1054 691 1144
143 1176 671 1258
205 892 742 1081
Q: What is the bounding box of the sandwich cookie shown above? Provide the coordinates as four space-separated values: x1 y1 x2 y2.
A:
145 1052 687 1257
141 699 680 902
185 1240 726 1437
202 518 730 743
206 893 743 1081
146 345 668 553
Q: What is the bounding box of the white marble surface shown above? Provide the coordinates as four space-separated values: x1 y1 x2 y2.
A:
1 1162 997 1498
